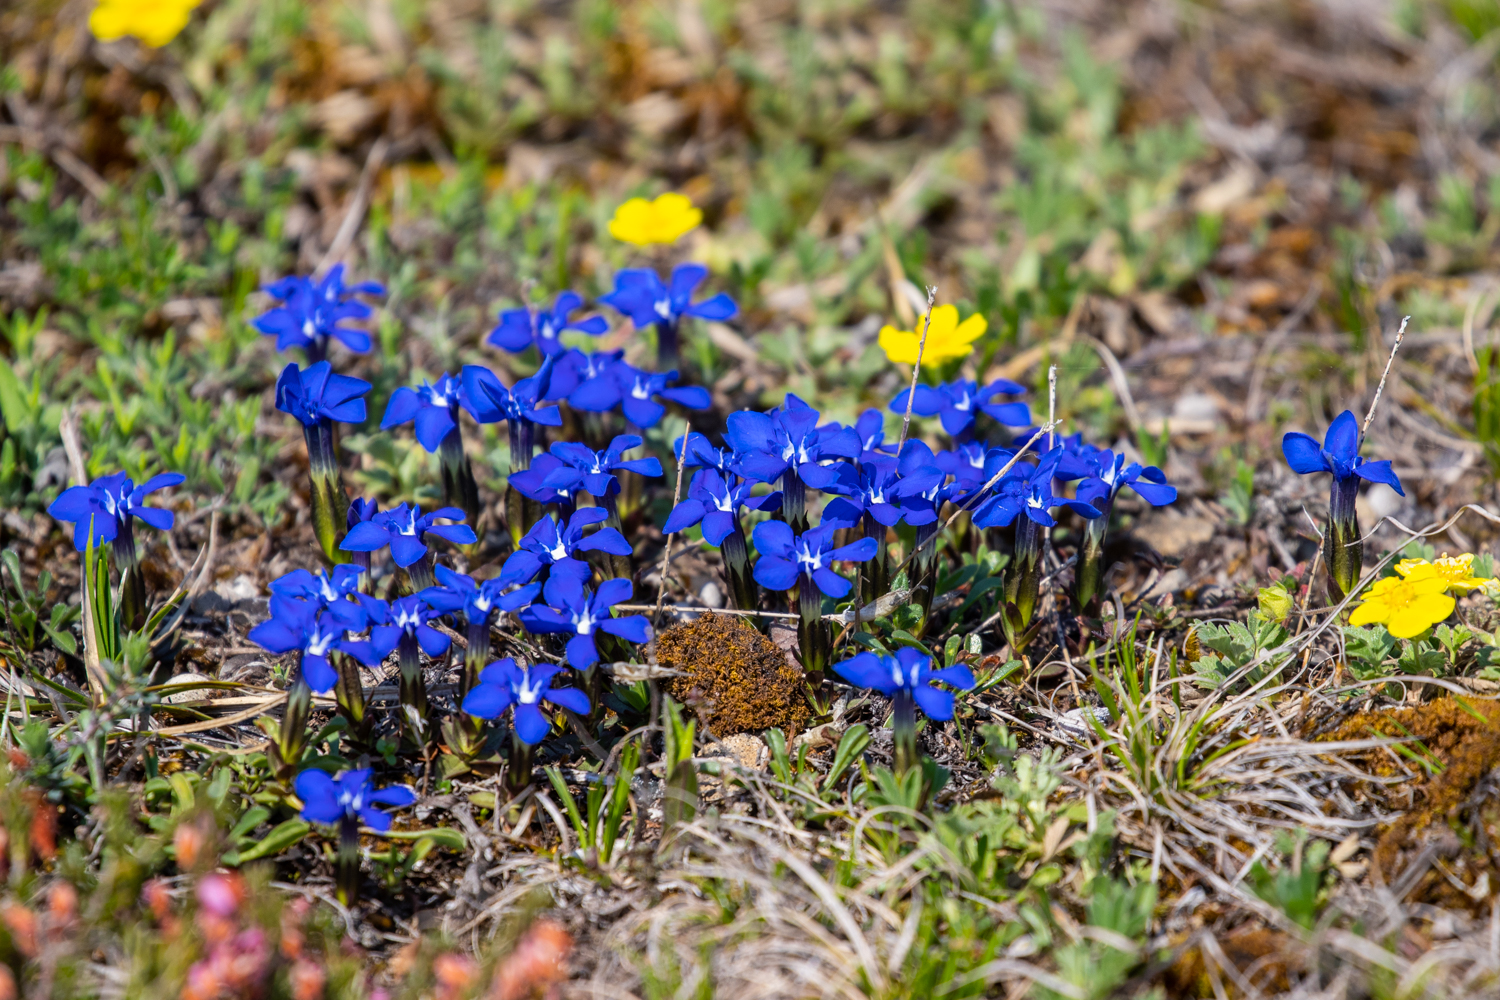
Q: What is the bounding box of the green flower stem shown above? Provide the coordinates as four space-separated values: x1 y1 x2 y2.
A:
332 651 369 744
1008 517 1046 628
861 512 889 606
303 420 350 565
438 425 481 530
656 317 681 370
406 552 436 593
505 733 535 796
910 519 941 636
781 469 810 535
271 668 313 782
797 576 829 682
720 523 759 613
1326 474 1363 602
396 632 430 748
1074 498 1112 612
336 813 360 907
891 689 918 777
108 517 148 632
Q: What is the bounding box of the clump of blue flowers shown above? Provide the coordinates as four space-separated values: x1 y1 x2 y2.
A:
253 264 384 363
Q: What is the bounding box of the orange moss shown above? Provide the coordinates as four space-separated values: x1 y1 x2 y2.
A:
656 614 810 736
1320 698 1500 903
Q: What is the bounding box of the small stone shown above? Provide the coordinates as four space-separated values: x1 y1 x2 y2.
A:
714 733 768 771
162 673 215 704
1133 511 1215 559
698 581 724 609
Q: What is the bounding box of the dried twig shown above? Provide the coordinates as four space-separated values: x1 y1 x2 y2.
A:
1361 315 1408 444
895 286 937 456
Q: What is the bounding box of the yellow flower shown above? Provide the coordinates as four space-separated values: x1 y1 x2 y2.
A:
89 0 201 46
1394 553 1490 595
878 305 987 366
1348 574 1455 639
607 193 702 247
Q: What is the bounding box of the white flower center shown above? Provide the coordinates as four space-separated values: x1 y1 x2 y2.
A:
954 390 971 411
795 541 823 572
303 318 316 337
517 668 545 705
338 787 364 812
307 628 337 657
548 540 569 561
397 510 418 535
573 604 596 636
630 378 651 401
653 299 673 319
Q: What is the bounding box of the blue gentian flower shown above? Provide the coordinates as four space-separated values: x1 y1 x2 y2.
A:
1283 409 1405 598
460 362 561 429
295 767 415 832
541 435 664 499
933 441 1007 493
248 595 379 693
726 393 860 485
661 469 782 545
461 659 591 744
833 647 975 722
544 349 622 405
854 409 895 464
816 456 942 530
461 361 561 471
750 522 878 598
381 373 474 452
422 566 540 624
601 265 737 364
671 431 736 474
972 450 1102 529
368 595 452 660
488 291 609 356
267 566 367 628
1282 410 1403 495
274 361 371 427
611 364 711 429
508 454 581 511
340 503 477 568
498 508 633 586
890 378 1030 438
518 575 652 669
48 470 183 551
1073 451 1177 509
1066 450 1176 610
252 264 384 361
345 498 379 571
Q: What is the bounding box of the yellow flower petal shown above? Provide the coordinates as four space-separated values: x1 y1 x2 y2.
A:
607 193 702 247
1348 601 1387 627
878 305 987 365
89 0 200 46
1385 593 1454 638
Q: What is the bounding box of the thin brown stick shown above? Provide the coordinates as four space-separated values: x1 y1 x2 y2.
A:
1047 363 1057 449
1361 315 1408 445
652 421 694 629
895 286 938 456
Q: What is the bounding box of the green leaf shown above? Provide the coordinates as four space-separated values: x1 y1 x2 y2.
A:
380 827 466 850
225 819 309 864
889 630 929 653
229 807 270 842
0 358 29 430
822 724 870 793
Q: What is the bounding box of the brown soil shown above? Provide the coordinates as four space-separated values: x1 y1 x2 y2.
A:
1164 925 1307 998
655 614 810 737
1320 698 1500 908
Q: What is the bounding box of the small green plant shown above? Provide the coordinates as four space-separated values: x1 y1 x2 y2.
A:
1247 834 1331 929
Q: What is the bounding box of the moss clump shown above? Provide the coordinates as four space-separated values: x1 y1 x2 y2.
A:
1320 697 1500 901
656 613 810 736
